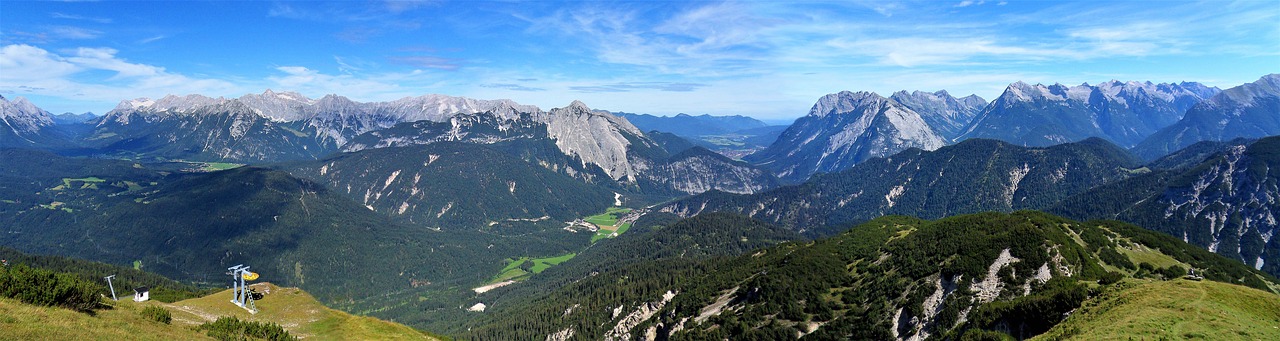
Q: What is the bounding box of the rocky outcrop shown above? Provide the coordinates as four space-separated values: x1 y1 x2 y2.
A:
603 291 677 341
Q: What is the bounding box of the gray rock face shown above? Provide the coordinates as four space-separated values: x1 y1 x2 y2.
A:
633 148 779 195
1 95 55 134
746 91 947 183
1 95 64 148
890 90 986 140
958 80 1220 148
1158 143 1278 271
542 101 648 181
1133 74 1280 160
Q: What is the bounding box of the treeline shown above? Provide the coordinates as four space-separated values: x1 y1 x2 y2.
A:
0 247 208 302
0 264 104 312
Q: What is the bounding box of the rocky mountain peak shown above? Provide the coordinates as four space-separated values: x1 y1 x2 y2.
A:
1 95 55 132
809 91 889 118
567 100 591 112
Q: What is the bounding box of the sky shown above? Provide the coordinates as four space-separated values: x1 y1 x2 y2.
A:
1 1 1277 121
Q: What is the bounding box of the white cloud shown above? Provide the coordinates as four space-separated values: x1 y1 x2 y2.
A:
0 44 238 105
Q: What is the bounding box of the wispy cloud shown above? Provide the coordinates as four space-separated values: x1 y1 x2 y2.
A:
51 12 113 24
265 66 441 101
137 35 167 44
481 83 545 92
519 2 775 76
387 56 461 70
0 44 238 103
569 82 706 93
47 26 103 40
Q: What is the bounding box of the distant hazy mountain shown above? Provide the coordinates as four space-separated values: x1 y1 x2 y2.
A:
1055 136 1280 277
612 112 768 137
0 95 64 148
87 90 538 161
51 112 96 125
1132 74 1280 160
958 80 1219 148
84 99 335 162
745 91 947 183
670 138 1140 236
890 90 986 140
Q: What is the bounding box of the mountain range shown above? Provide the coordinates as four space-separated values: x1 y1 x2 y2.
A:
3 73 1279 339
612 112 769 137
665 137 1142 236
957 80 1219 148
1133 74 1280 159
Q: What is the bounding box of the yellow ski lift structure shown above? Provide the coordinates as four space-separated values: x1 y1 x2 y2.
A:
242 271 260 281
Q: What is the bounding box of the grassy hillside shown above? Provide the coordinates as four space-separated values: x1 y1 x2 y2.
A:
1036 279 1280 340
0 282 440 341
169 282 438 340
0 296 213 340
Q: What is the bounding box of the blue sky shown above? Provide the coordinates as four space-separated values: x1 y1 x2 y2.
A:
1 1 1277 120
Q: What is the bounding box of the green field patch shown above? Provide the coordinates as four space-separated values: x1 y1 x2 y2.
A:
121 181 143 191
1117 238 1186 270
487 253 578 284
39 202 72 212
698 135 747 147
529 253 576 273
201 162 244 172
585 207 633 243
54 177 106 191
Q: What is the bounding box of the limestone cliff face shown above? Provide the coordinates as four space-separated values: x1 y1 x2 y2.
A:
1 95 63 148
890 90 986 141
541 100 648 182
746 91 947 183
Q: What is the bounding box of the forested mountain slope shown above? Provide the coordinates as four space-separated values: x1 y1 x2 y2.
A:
664 138 1140 236
460 211 1278 340
1054 136 1280 277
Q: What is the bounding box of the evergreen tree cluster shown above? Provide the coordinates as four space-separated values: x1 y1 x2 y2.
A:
0 264 103 312
197 316 297 341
